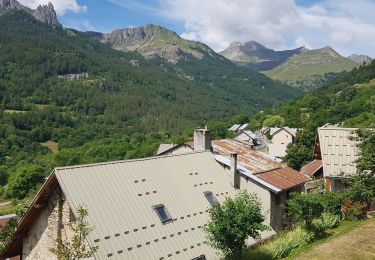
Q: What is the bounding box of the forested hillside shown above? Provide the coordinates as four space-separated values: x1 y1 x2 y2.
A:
0 11 302 205
249 60 375 169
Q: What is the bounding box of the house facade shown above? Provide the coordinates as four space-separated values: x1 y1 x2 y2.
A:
314 125 359 192
267 127 299 158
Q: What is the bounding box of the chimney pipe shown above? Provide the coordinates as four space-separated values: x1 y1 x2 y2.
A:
194 128 212 151
230 153 240 189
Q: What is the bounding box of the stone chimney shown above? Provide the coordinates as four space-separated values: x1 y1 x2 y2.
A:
230 153 240 189
193 127 211 151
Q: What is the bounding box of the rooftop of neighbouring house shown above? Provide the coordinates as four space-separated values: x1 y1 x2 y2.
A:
300 159 323 177
0 213 17 230
211 139 282 173
254 167 310 191
269 127 299 137
317 125 359 177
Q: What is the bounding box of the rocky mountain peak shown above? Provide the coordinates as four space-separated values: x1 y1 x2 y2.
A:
0 0 61 27
348 54 372 64
33 2 60 27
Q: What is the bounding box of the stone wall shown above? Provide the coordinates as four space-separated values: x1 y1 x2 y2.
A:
22 187 71 260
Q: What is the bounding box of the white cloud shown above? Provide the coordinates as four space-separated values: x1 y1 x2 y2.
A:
63 18 96 31
18 0 87 15
143 0 375 57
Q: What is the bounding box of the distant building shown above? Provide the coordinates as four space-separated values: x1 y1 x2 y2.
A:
314 125 359 192
158 129 310 231
2 152 276 260
228 123 248 133
234 130 261 146
267 127 299 158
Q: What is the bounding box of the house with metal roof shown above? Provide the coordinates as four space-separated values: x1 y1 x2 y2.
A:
228 124 248 133
234 130 261 146
314 125 359 192
157 129 310 231
1 151 278 260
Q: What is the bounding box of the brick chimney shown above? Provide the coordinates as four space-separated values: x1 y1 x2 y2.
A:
230 153 240 189
193 127 211 151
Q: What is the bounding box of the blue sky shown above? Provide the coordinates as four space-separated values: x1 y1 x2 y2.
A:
19 0 375 57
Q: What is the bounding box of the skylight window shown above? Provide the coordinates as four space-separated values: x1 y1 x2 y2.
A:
153 204 172 223
192 255 206 260
203 191 218 205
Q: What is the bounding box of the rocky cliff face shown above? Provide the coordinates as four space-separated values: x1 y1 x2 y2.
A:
91 24 221 63
0 0 60 27
220 40 305 71
348 54 372 64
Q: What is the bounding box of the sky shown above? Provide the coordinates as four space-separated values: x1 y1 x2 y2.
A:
18 0 375 57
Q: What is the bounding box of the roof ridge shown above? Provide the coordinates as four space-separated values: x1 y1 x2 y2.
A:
54 150 211 171
253 167 282 175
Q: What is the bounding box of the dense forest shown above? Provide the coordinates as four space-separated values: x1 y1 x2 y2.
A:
0 11 303 206
248 60 375 170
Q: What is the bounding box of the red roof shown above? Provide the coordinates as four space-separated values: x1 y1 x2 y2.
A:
254 167 310 190
300 159 323 177
211 139 282 173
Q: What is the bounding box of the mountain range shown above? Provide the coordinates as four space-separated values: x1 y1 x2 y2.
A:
220 41 370 89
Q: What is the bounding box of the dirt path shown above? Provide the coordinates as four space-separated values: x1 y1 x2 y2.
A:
294 220 375 260
0 201 11 207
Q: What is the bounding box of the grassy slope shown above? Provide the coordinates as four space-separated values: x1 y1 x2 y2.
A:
290 219 375 259
264 49 357 88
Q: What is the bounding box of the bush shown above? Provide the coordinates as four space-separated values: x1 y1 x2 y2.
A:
321 192 344 215
313 213 341 231
342 201 366 220
265 226 315 259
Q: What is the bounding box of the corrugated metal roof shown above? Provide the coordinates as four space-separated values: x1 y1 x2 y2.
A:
212 139 282 173
318 126 358 177
254 168 310 191
55 152 241 260
300 160 323 177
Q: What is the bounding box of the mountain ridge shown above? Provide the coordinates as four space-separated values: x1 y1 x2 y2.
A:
86 24 223 63
0 0 60 26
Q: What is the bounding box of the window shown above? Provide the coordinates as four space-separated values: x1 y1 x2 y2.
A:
192 255 206 260
153 204 172 223
204 191 218 205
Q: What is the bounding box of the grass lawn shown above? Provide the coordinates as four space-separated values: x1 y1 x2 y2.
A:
290 219 375 259
0 202 16 216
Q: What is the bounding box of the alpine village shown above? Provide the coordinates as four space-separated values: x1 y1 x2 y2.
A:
0 1 375 259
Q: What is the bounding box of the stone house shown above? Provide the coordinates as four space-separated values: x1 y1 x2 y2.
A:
234 130 261 146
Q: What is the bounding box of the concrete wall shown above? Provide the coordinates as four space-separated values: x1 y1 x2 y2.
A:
22 188 74 260
271 129 293 146
235 133 254 146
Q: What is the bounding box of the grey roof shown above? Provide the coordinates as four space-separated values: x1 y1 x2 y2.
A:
55 152 239 259
318 126 358 177
238 124 248 131
156 143 175 155
241 130 259 140
269 127 299 137
228 124 241 131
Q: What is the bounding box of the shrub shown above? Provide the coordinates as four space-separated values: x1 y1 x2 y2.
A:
342 201 366 220
312 213 341 231
321 192 344 215
286 193 324 229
